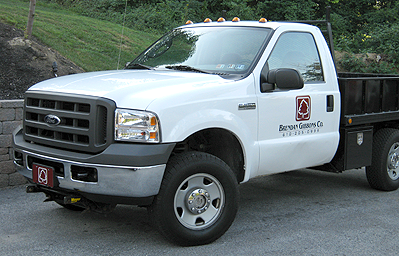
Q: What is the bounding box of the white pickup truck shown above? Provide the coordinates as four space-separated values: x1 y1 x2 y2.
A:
13 17 399 245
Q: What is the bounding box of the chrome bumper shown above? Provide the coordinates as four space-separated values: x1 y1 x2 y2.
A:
13 127 174 199
15 151 166 197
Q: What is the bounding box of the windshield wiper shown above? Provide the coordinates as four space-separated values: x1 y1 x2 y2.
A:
165 65 210 74
125 63 154 70
165 65 230 76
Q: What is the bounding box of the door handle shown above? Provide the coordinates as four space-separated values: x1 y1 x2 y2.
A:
327 95 334 112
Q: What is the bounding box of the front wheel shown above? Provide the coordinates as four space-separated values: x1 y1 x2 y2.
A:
366 128 399 191
149 152 239 246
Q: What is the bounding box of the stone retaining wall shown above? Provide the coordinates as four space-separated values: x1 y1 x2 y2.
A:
0 99 26 188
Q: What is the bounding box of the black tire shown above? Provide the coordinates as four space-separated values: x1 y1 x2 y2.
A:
366 128 399 191
149 152 239 246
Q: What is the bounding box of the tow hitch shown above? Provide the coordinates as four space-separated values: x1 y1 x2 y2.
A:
26 184 116 214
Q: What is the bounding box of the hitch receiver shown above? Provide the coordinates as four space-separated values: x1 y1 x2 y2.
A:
26 184 42 193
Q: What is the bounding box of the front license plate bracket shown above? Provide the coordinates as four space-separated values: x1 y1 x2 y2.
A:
32 163 59 188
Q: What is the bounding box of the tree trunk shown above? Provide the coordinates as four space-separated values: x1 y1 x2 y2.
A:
25 0 37 39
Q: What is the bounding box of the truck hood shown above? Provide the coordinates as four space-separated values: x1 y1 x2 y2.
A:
28 70 228 109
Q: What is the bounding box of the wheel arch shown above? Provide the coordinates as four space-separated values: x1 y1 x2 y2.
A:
170 128 246 183
372 121 399 135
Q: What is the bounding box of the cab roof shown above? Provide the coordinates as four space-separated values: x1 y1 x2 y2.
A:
180 20 317 31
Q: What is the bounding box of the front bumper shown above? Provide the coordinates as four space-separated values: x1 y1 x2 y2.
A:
13 127 175 202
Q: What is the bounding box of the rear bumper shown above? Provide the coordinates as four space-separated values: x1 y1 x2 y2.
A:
13 127 175 202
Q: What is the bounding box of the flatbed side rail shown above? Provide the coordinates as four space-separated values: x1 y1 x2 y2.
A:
339 76 399 126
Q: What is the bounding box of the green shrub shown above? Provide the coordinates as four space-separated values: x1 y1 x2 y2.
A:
35 0 399 74
365 24 399 65
337 53 397 74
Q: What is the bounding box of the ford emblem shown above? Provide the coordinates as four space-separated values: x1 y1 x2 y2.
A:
44 114 61 126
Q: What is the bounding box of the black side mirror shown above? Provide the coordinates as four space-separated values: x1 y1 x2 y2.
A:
261 68 304 92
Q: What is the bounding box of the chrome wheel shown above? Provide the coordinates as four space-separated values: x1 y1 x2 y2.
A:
387 142 399 180
174 173 225 230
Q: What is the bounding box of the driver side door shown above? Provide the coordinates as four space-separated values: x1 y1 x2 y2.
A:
256 31 339 175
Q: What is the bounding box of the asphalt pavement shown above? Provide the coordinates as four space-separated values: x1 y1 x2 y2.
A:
1 168 399 255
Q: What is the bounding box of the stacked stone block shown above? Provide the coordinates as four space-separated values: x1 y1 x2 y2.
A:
0 99 26 188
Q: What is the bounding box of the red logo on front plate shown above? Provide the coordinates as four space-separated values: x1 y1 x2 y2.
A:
38 167 48 184
33 164 54 187
296 96 311 121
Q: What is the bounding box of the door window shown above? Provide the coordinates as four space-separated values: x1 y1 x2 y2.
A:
267 32 323 82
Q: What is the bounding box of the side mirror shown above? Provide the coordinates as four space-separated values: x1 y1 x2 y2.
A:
261 68 304 92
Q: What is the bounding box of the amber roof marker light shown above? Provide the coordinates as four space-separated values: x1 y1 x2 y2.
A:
186 17 268 25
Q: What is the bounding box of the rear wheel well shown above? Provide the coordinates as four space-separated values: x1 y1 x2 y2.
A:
171 129 245 182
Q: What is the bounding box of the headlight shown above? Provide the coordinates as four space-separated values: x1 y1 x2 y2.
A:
115 109 160 143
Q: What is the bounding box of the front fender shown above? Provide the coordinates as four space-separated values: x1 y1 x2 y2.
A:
147 75 259 182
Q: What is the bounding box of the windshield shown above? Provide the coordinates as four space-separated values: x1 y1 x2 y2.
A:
129 26 271 76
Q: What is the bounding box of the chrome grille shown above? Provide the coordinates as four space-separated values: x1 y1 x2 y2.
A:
23 91 116 153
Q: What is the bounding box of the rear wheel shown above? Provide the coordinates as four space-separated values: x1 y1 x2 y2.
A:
366 128 399 191
149 152 239 246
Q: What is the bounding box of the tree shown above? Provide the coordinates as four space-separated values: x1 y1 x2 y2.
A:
25 0 37 39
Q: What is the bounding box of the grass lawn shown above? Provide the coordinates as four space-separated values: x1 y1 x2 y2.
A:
0 0 160 71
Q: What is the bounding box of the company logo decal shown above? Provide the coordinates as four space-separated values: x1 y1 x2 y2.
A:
296 96 311 121
278 95 324 138
279 121 323 137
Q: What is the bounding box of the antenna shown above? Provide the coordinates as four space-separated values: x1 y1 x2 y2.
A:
117 0 128 70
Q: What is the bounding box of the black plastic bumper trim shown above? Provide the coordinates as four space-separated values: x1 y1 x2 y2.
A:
14 128 175 167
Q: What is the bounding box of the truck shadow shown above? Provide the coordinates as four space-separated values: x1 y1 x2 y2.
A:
239 168 372 209
233 168 387 233
34 168 378 246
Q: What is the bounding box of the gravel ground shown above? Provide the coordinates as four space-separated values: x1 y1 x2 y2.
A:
2 168 399 255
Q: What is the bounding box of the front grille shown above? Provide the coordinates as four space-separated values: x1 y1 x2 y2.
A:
23 91 116 153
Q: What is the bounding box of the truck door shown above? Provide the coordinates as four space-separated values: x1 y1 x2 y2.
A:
256 31 339 175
